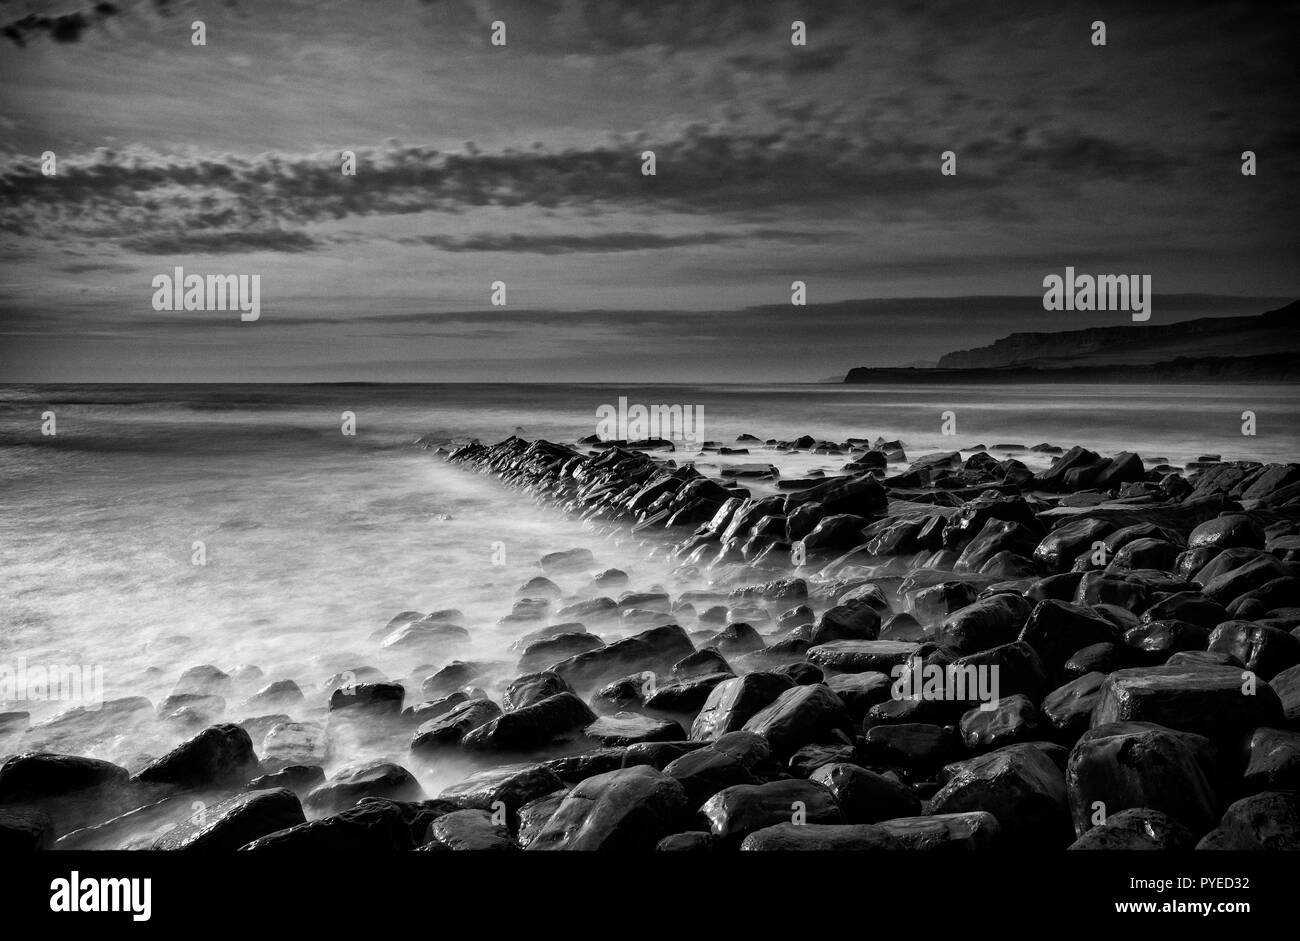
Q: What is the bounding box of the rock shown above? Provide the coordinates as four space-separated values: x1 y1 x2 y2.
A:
134 724 258 791
809 598 882 645
240 799 416 852
328 682 404 716
502 672 574 712
0 808 54 851
153 788 306 851
1067 721 1220 838
807 640 919 674
655 831 719 851
700 779 843 844
552 625 694 691
1206 621 1300 680
673 648 733 679
462 693 596 753
1188 514 1264 550
1034 518 1115 573
1271 663 1300 726
644 672 732 713
527 765 690 851
409 699 501 758
876 811 1002 849
950 640 1050 703
1202 554 1288 605
245 765 325 795
707 622 766 656
1018 600 1121 674
438 763 566 823
662 738 767 806
1197 791 1300 850
860 723 958 775
585 713 684 747
1067 808 1195 850
959 694 1046 751
809 763 920 823
260 721 326 772
1123 620 1210 664
938 594 1033 656
1042 673 1108 741
1092 664 1286 747
0 753 130 804
929 743 1071 848
517 576 564 599
1064 642 1128 677
741 684 853 758
305 761 423 815
690 673 794 741
516 789 568 848
825 672 893 722
783 473 888 519
739 822 900 850
788 743 858 777
1141 591 1230 629
541 547 595 573
379 621 470 653
1243 728 1300 791
423 809 519 851
543 749 628 783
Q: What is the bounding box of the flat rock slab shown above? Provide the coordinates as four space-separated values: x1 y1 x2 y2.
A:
1092 664 1286 746
806 640 920 674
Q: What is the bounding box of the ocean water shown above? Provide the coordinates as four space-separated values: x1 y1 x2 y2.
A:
1 382 1296 788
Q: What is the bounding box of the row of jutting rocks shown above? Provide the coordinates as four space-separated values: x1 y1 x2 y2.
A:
1 433 1297 850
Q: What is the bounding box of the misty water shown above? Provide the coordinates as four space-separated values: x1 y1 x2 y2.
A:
2 382 1297 798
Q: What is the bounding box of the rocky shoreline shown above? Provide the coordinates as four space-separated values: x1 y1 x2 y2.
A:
3 432 1300 851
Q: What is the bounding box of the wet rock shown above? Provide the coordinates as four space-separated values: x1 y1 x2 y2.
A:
439 763 564 825
528 765 690 851
305 761 423 815
585 713 684 747
951 640 1050 703
1272 663 1300 726
1067 807 1195 850
825 672 893 722
543 748 628 783
240 798 416 851
1243 728 1300 791
783 473 888 519
876 811 1002 849
701 779 843 844
154 788 306 851
860 723 958 775
1196 791 1300 850
938 594 1033 656
1092 664 1285 746
1188 514 1264 550
553 624 694 691
643 672 732 713
788 743 858 777
1206 621 1300 680
541 547 595 573
739 821 899 850
422 808 519 850
328 682 404 717
1141 591 1230 629
929 743 1071 848
690 673 795 741
960 694 1046 751
1042 673 1108 741
1123 620 1210 664
672 648 733 678
1034 518 1115 573
1202 554 1288 605
742 684 853 758
1066 722 1219 837
173 665 232 697
807 640 919 675
409 699 502 758
0 808 54 851
134 724 259 792
809 598 882 645
656 831 719 851
502 672 574 713
260 721 326 772
379 621 470 653
245 764 325 795
809 763 920 823
707 622 766 656
462 693 596 754
1018 600 1121 674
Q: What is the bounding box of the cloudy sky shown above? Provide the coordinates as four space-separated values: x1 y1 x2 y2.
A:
0 0 1296 381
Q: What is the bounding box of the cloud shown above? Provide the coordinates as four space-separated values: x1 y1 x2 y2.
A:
403 228 827 254
120 228 319 254
1 4 119 46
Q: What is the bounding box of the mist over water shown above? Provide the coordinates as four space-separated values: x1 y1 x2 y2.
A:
2 382 1296 796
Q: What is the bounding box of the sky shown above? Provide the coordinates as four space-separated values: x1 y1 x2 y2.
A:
0 0 1296 381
